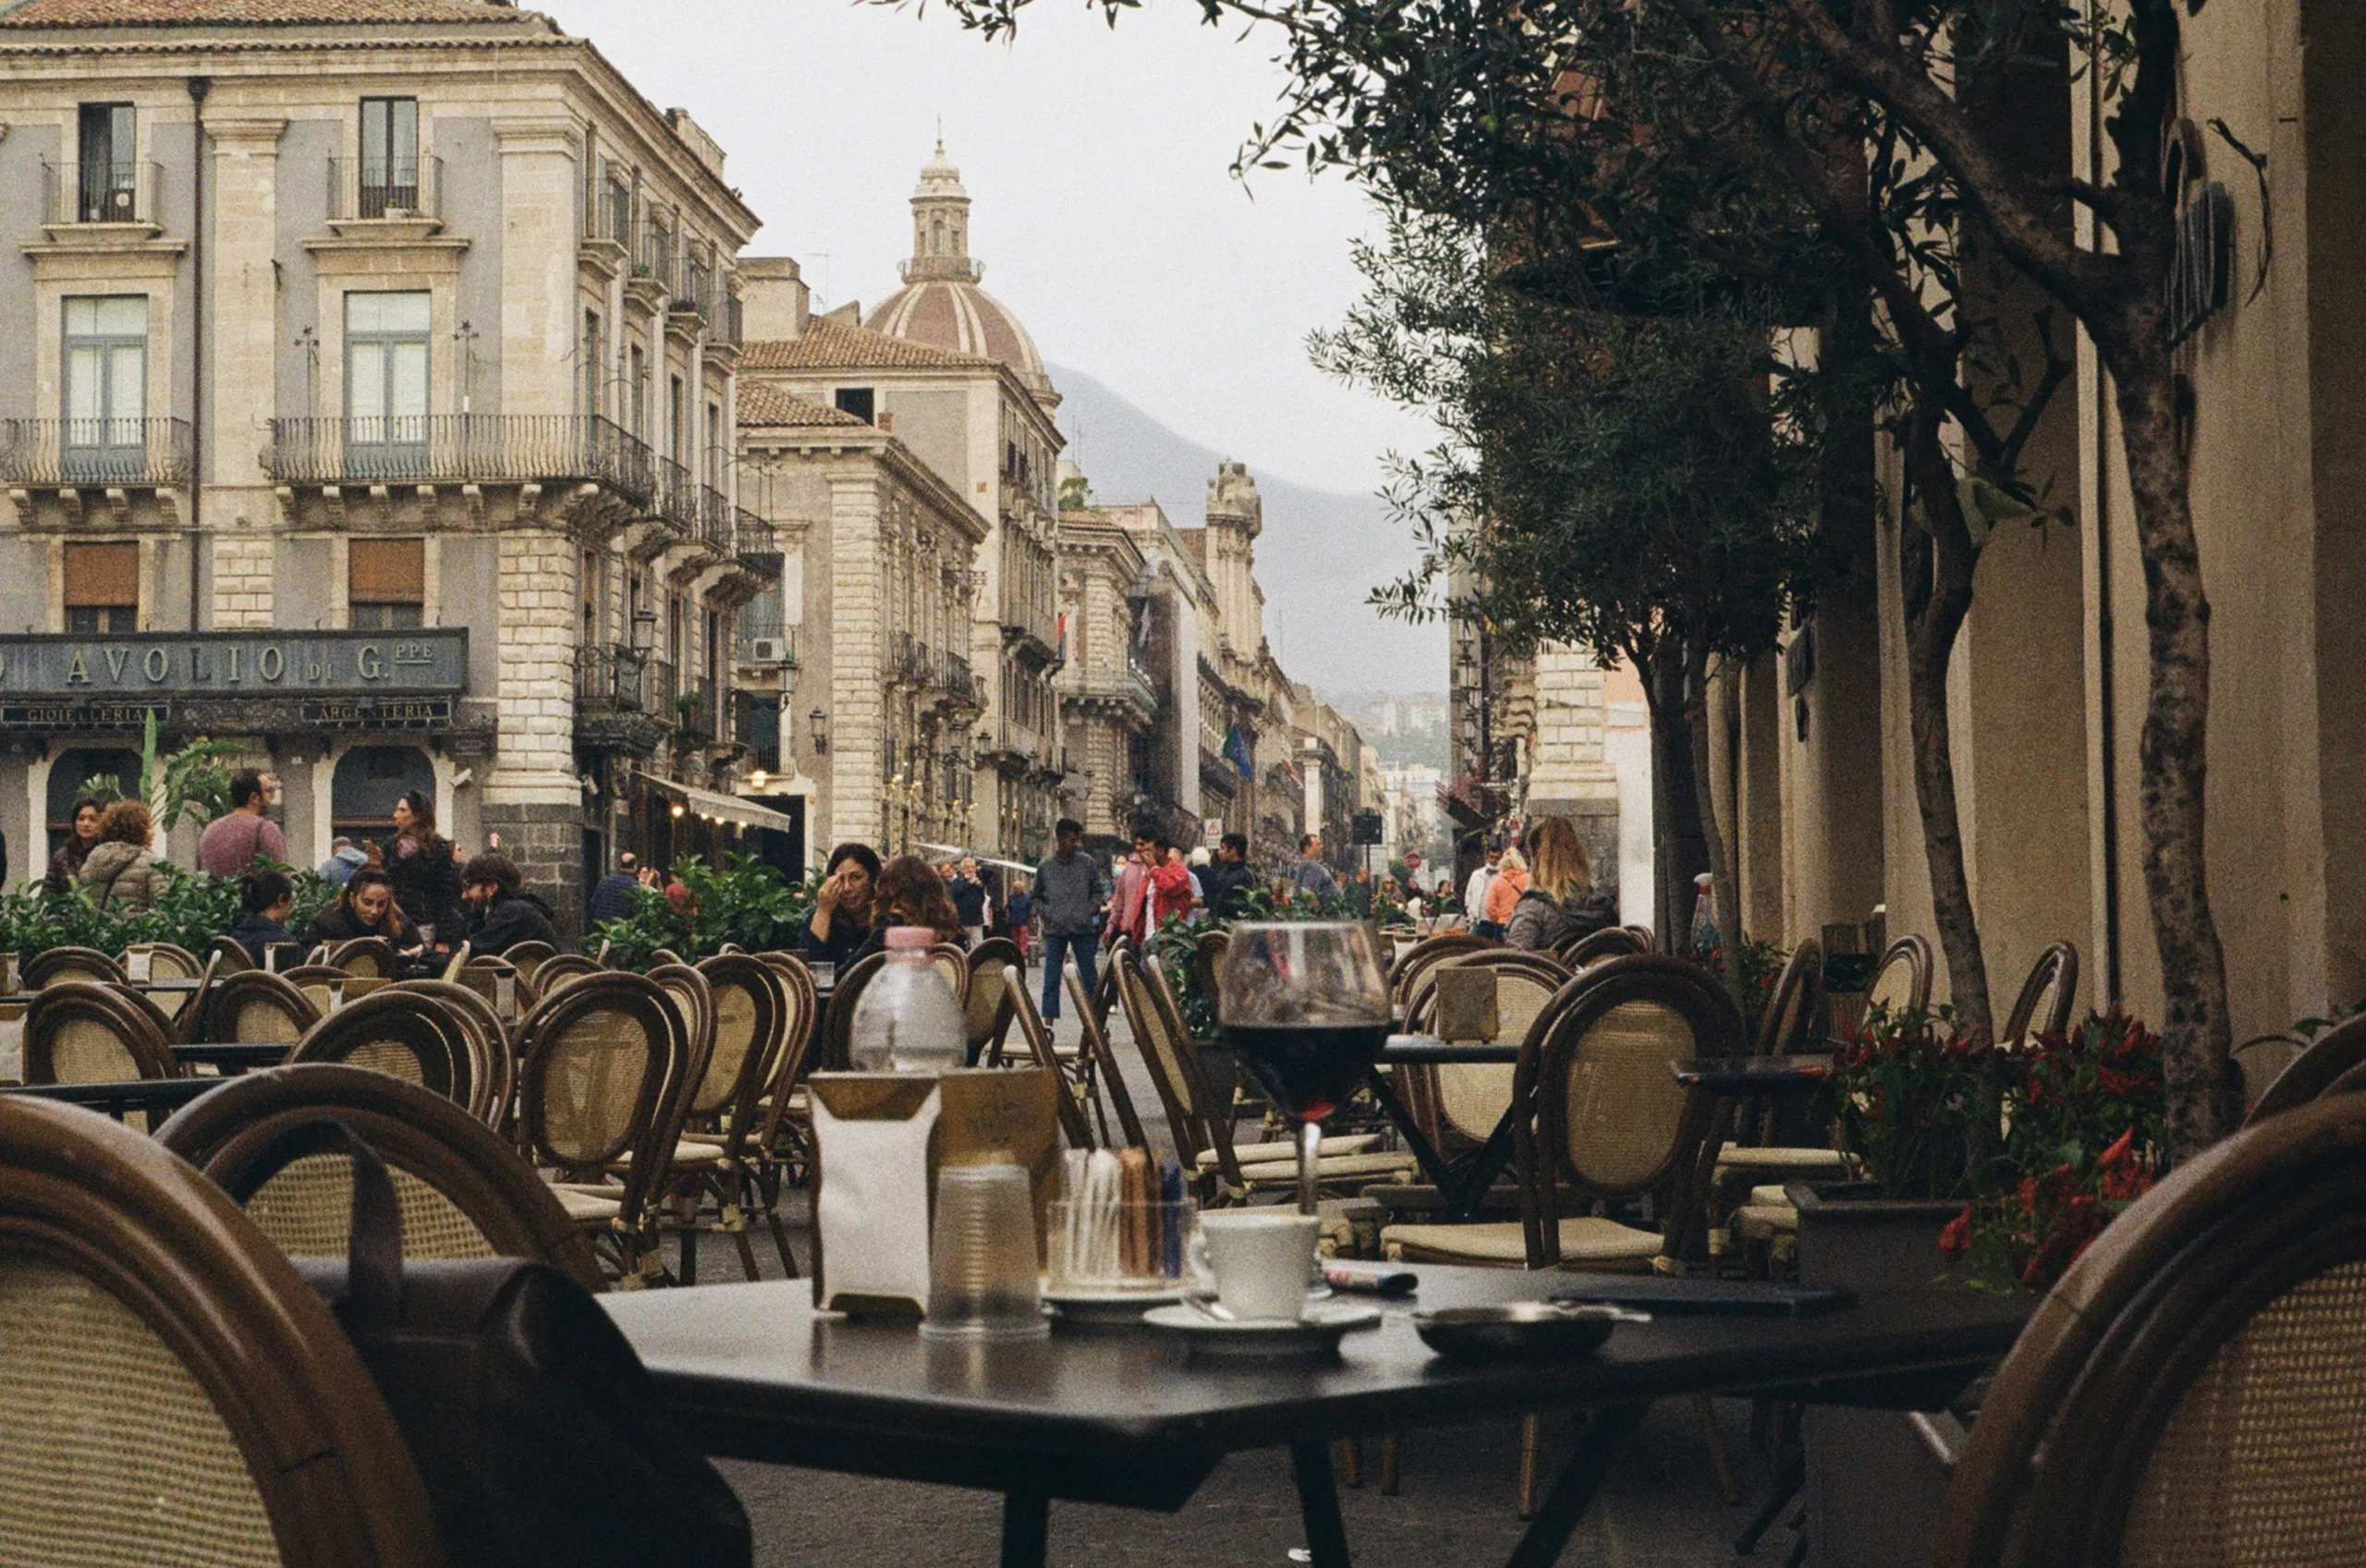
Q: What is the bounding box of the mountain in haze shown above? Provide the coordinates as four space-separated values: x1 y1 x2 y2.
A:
1048 361 1445 696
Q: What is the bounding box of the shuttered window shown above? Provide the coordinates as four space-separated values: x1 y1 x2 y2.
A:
349 537 424 630
64 541 137 633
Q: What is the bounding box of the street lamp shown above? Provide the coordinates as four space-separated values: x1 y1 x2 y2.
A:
809 706 830 754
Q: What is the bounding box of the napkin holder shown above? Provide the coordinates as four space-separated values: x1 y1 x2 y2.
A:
1434 966 1501 1044
808 1074 942 1319
935 1067 1064 1249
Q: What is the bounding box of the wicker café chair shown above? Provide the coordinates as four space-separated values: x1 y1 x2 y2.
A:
159 1063 601 1292
1622 923 1658 953
194 969 323 1046
1383 955 1747 1512
24 945 126 989
817 949 889 1071
323 936 397 978
1388 931 1493 1008
516 973 696 1286
122 941 202 980
2240 1014 2366 1126
532 952 603 995
204 934 258 975
455 955 537 1023
393 979 516 1126
287 991 460 1102
1385 954 1571 1209
501 940 558 984
1934 1091 2366 1568
1563 925 1651 966
1865 933 1933 1015
927 942 972 1006
1714 939 1849 1263
23 981 179 1088
964 938 1022 1065
1193 928 1232 1015
2001 940 2079 1050
1116 951 1414 1206
1001 966 1097 1149
740 954 820 1274
0 1095 445 1567
644 956 783 1282
1066 963 1147 1151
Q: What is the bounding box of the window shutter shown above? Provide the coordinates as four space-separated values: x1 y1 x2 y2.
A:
64 541 139 607
349 537 425 602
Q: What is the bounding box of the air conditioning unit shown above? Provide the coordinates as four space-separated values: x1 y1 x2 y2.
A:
746 637 791 665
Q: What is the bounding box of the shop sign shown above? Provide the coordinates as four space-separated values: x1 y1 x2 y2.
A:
0 629 467 699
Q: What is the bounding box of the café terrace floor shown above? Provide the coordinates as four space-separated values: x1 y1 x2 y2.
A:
685 962 1755 1568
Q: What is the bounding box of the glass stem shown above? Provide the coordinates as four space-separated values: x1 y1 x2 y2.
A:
1299 1118 1323 1217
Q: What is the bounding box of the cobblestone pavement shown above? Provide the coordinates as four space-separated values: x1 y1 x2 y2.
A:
679 963 1775 1566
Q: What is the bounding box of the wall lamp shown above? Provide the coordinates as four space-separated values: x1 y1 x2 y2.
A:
810 706 830 753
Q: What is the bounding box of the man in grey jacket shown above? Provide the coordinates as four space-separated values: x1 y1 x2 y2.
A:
1032 818 1108 1025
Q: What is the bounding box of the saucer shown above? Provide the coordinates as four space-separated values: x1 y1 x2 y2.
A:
1140 1300 1384 1359
1043 1282 1190 1328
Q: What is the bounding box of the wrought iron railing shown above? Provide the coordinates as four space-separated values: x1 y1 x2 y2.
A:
715 292 743 348
735 692 781 773
0 418 194 486
942 651 980 708
264 415 654 499
733 507 774 560
575 644 650 711
650 454 697 533
328 156 441 222
681 676 718 742
679 252 713 320
695 482 733 553
586 167 634 245
648 657 679 712
43 160 159 225
636 216 680 296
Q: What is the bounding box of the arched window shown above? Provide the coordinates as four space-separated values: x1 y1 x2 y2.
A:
932 215 945 254
331 746 433 840
46 747 140 856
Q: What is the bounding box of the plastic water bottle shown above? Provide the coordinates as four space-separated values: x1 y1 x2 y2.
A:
849 926 967 1074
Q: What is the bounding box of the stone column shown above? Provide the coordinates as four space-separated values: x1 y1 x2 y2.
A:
494 118 580 412
1525 644 1623 900
204 117 287 628
828 471 884 846
483 530 584 935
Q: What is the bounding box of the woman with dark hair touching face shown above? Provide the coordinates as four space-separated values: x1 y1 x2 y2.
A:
381 789 461 944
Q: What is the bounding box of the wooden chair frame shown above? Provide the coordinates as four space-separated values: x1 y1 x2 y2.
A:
1066 963 1147 1150
1002 965 1097 1149
388 980 514 1125
323 937 397 978
1562 926 1650 966
817 950 889 1072
2243 1013 2366 1125
963 938 1023 1064
2001 940 2079 1047
287 995 460 1101
24 945 126 988
23 981 178 1085
1865 933 1934 1016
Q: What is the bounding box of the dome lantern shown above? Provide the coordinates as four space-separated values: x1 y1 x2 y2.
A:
903 138 980 285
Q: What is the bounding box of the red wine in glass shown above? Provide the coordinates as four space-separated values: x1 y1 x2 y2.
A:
1226 1023 1394 1124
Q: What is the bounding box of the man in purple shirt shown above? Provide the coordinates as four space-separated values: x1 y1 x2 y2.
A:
197 769 287 876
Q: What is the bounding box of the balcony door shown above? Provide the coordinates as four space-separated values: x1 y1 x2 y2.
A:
63 296 146 482
76 103 135 222
345 291 429 479
359 97 420 217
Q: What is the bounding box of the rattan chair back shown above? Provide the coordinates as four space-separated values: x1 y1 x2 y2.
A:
390 980 514 1124
123 941 202 980
818 950 889 1072
1115 951 1224 1175
25 945 125 988
159 1063 601 1292
453 954 536 1020
323 937 396 978
647 961 714 1088
1866 933 1934 1015
1067 963 1147 1149
1622 924 1658 953
1002 966 1095 1149
2001 940 2079 1048
1511 957 1743 1258
0 1095 446 1566
750 955 820 1166
204 934 257 974
964 938 1022 1057
1934 1091 2366 1568
196 970 322 1045
1559 926 1648 966
514 974 685 1215
1388 932 1492 1003
925 942 971 1003
1755 938 1827 1058
2241 1014 2366 1126
1435 958 1568 1147
531 952 602 995
23 981 177 1085
500 940 557 982
1193 929 1232 1012
689 954 783 1127
287 991 460 1100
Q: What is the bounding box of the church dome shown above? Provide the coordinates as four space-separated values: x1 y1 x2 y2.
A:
862 140 1058 407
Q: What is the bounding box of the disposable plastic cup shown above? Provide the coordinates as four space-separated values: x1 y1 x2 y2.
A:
921 1164 1050 1342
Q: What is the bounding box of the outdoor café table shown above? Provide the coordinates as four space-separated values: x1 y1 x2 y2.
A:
602 1262 2031 1568
0 1076 218 1120
131 978 206 995
1366 1034 1521 1220
169 1041 294 1072
1669 1053 1834 1096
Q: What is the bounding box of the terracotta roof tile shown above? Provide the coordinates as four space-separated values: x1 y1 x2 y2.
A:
738 383 868 430
738 318 998 373
0 0 520 25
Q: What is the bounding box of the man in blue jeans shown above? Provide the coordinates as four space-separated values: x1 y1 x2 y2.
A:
1032 818 1108 1025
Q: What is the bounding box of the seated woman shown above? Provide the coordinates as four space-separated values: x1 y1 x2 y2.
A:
851 853 970 963
1505 816 1617 952
231 869 299 968
799 842 882 969
299 868 420 954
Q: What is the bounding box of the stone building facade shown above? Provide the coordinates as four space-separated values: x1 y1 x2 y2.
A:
0 0 772 933
1051 504 1154 854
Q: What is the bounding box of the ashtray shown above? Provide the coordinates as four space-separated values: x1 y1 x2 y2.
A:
1411 1301 1651 1361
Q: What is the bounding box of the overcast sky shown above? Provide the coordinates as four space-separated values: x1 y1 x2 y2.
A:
542 0 1440 501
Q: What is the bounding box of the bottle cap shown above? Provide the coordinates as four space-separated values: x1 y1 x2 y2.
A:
884 925 935 952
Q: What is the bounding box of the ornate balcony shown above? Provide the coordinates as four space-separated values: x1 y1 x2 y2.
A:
266 413 652 494
327 156 443 226
42 160 162 229
1 418 194 527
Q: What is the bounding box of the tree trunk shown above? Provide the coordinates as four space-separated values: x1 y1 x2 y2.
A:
1685 636 1745 1005
1895 414 1996 1046
1640 643 1709 953
2105 346 2239 1161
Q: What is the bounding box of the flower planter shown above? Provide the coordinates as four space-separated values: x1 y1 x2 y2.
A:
1790 1181 1973 1568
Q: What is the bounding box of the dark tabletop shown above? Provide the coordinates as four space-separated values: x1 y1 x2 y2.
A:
1670 1054 1834 1093
169 1041 295 1068
602 1263 2030 1511
130 978 206 993
0 1076 219 1112
1379 1034 1518 1065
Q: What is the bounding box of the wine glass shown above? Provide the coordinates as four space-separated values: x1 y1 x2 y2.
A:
1218 922 1392 1295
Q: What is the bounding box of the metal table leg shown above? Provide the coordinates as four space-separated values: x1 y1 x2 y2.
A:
1290 1439 1355 1568
1502 1401 1650 1568
1000 1488 1050 1568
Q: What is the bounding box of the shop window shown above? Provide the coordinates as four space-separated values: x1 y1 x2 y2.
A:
331 746 433 838
64 541 138 634
348 537 424 630
47 747 140 856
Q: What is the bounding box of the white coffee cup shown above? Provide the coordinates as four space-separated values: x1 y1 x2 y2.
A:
1197 1210 1322 1321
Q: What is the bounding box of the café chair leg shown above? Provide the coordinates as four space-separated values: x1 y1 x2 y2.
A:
1695 1393 1741 1505
1289 1440 1353 1568
1000 1489 1050 1568
1337 1435 1363 1488
1517 1414 1542 1518
1380 1433 1401 1496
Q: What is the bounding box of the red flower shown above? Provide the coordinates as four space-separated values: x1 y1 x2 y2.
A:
1939 1206 1972 1260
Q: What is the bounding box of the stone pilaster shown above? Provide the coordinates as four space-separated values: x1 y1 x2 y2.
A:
484 530 583 932
205 117 287 628
827 472 884 847
1525 643 1623 897
494 118 582 412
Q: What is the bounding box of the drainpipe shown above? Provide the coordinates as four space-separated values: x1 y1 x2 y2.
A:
186 75 209 635
2084 15 2122 1004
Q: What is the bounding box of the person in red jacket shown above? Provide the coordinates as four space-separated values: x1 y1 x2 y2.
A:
1149 840 1197 925
1106 828 1155 948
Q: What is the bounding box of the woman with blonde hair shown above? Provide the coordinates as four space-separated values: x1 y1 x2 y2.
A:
1506 816 1616 951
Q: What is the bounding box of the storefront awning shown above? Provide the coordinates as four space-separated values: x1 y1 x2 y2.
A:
636 772 797 833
